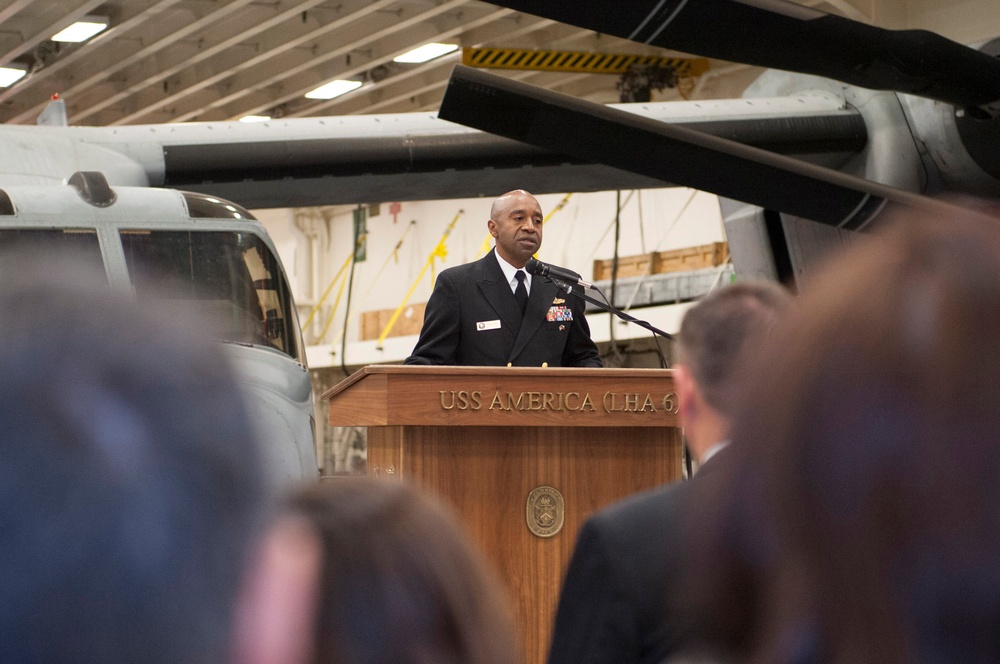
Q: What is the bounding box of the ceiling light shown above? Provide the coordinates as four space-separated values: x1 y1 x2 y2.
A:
0 65 27 87
393 43 459 64
304 79 362 100
51 17 108 43
239 115 271 123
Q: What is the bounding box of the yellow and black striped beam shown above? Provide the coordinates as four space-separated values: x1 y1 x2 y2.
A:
461 47 709 77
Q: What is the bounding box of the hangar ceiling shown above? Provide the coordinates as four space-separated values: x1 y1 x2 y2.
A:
0 0 885 127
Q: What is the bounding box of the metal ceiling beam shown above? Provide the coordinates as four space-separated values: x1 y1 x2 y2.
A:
219 3 516 121
4 0 258 124
0 0 779 126
0 0 34 28
0 0 185 112
303 24 663 117
0 0 104 70
165 0 487 123
106 0 402 126
66 0 333 125
295 18 586 116
301 55 461 116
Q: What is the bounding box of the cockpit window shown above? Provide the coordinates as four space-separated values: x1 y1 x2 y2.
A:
0 190 14 215
0 229 106 282
120 229 303 363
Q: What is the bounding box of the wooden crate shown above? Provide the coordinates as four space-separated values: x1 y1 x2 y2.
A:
655 242 729 274
592 242 728 280
359 302 426 341
592 252 659 281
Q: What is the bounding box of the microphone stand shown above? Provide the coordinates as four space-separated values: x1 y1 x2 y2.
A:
545 276 673 341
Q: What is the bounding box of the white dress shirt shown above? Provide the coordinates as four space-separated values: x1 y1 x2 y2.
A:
494 251 532 295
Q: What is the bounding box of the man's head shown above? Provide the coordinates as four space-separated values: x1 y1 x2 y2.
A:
488 189 543 268
0 256 270 664
673 281 790 460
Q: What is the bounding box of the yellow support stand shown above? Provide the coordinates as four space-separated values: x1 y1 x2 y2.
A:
377 209 464 349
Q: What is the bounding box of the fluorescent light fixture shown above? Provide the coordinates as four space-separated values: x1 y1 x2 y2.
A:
0 65 27 87
304 79 362 100
239 114 271 123
51 18 108 43
393 43 459 64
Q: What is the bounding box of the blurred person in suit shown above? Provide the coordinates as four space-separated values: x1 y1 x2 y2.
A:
546 281 790 664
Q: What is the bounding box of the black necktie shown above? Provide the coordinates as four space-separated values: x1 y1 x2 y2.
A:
514 270 528 315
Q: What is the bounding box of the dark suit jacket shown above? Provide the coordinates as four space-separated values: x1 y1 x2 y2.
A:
547 450 728 664
405 250 601 367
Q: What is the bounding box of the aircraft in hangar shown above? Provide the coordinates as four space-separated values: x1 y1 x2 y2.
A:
1 0 997 483
0 80 699 489
0 80 741 488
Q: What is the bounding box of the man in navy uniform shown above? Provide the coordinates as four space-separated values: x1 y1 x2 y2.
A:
405 189 601 367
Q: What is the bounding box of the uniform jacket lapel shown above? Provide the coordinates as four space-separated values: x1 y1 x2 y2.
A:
476 251 523 339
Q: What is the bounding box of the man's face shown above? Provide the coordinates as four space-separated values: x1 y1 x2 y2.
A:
488 192 543 268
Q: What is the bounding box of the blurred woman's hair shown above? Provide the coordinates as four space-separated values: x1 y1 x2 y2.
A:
687 212 1000 663
284 478 519 664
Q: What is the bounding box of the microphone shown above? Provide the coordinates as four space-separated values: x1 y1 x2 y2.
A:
525 257 592 289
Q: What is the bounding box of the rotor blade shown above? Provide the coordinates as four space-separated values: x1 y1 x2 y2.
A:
487 0 1000 111
439 65 973 229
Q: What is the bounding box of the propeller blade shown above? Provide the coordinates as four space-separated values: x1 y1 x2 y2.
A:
486 0 1000 112
439 65 979 228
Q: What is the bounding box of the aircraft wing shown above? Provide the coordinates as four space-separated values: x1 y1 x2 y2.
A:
67 95 865 208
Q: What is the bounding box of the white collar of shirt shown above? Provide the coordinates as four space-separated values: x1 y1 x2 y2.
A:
494 250 532 295
699 440 729 468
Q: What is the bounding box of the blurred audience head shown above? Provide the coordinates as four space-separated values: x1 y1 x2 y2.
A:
283 478 519 664
673 281 790 461
689 213 1000 663
0 255 278 664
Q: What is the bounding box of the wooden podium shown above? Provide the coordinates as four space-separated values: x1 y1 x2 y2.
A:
322 365 683 664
